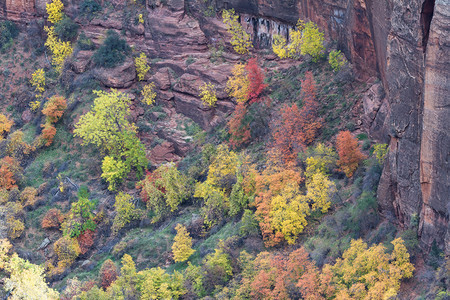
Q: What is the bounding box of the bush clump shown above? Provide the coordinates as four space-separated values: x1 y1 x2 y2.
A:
79 0 102 15
93 30 131 68
0 21 19 51
54 16 79 41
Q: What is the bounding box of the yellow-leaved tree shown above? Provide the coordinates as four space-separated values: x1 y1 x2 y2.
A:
306 172 336 213
273 19 325 62
46 0 64 24
222 9 253 54
0 239 59 299
74 89 147 190
30 68 45 98
44 26 73 73
327 238 414 299
0 114 13 140
172 224 195 262
141 82 157 105
269 183 309 244
226 63 249 103
112 192 142 234
199 82 218 107
134 52 150 81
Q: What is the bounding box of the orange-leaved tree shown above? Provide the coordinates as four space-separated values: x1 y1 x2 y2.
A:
246 58 267 104
42 95 67 124
336 130 367 177
228 102 251 149
42 208 63 229
0 156 21 190
300 71 321 144
271 103 305 164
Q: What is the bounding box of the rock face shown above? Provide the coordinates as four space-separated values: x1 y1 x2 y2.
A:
0 0 35 21
419 0 450 254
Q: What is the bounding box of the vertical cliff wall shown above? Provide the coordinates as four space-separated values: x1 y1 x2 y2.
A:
419 0 450 254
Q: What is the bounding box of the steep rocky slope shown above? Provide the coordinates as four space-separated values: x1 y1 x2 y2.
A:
1 0 448 256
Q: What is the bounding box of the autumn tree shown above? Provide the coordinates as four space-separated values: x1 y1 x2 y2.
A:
141 82 157 105
373 143 388 164
336 130 367 177
0 239 59 299
39 122 57 147
304 143 337 182
112 192 142 234
228 102 251 149
226 63 249 103
271 103 305 164
134 52 150 81
0 114 13 140
273 19 325 62
0 156 21 190
194 145 240 226
74 89 147 190
269 183 309 244
99 259 118 289
77 229 95 255
203 247 233 291
46 0 64 24
328 50 347 72
137 163 191 223
53 236 81 272
138 267 185 299
246 58 267 104
222 9 253 54
172 224 195 262
42 208 63 229
199 82 218 107
326 238 414 298
42 95 67 123
254 160 304 246
4 201 25 239
299 71 321 144
306 172 336 213
44 26 73 73
30 68 45 100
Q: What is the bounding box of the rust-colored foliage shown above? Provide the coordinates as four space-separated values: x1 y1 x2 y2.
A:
137 170 165 204
42 208 63 229
249 248 314 299
336 130 367 177
300 71 321 144
77 229 95 255
228 102 251 149
41 123 57 146
42 95 67 123
271 103 305 164
99 259 118 289
246 58 267 104
0 156 19 190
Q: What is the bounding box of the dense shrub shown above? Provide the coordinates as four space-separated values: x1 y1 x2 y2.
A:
42 209 63 229
99 259 118 289
79 0 102 15
77 32 95 50
0 21 19 51
93 30 131 68
54 16 79 41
